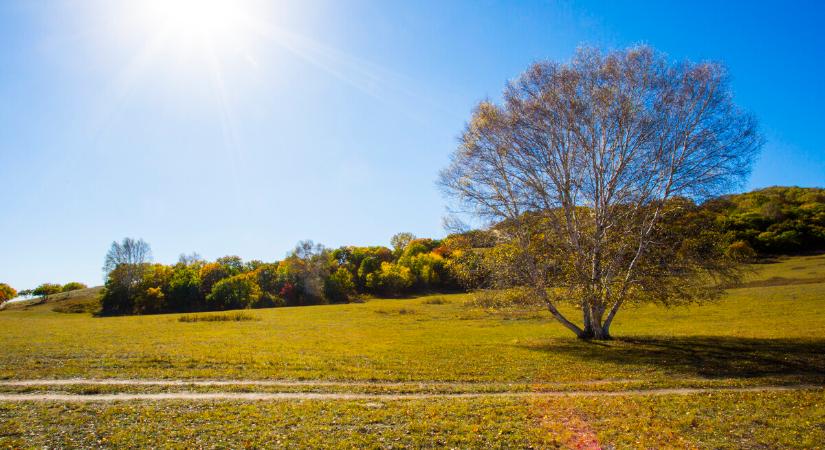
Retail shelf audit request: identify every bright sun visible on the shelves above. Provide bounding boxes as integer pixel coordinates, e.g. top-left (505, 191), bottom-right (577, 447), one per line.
top-left (127, 0), bottom-right (257, 56)
top-left (149, 0), bottom-right (242, 40)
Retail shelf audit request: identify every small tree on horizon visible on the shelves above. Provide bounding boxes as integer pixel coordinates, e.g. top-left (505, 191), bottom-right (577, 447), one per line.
top-left (440, 46), bottom-right (763, 339)
top-left (390, 232), bottom-right (417, 255)
top-left (32, 283), bottom-right (62, 299)
top-left (0, 283), bottom-right (16, 305)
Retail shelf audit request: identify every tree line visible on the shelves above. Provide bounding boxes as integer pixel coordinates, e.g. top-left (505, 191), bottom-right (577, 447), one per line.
top-left (1, 185), bottom-right (821, 312)
top-left (98, 235), bottom-right (473, 315)
top-left (95, 185), bottom-right (824, 316)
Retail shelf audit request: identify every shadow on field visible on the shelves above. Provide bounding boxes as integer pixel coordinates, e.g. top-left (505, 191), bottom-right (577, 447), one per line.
top-left (522, 336), bottom-right (825, 382)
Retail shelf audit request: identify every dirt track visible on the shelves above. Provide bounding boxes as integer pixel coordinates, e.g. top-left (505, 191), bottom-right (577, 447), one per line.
top-left (0, 378), bottom-right (632, 388)
top-left (0, 381), bottom-right (817, 402)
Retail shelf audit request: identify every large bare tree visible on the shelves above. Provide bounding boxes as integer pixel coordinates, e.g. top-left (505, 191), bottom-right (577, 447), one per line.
top-left (103, 237), bottom-right (153, 275)
top-left (102, 237), bottom-right (153, 289)
top-left (440, 47), bottom-right (763, 339)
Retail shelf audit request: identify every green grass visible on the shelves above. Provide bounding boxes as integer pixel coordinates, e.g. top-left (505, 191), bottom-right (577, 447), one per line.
top-left (1, 255), bottom-right (823, 383)
top-left (1, 391), bottom-right (822, 448)
top-left (1, 254), bottom-right (824, 447)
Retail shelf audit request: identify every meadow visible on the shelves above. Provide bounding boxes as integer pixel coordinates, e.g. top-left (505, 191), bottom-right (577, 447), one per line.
top-left (1, 254), bottom-right (824, 448)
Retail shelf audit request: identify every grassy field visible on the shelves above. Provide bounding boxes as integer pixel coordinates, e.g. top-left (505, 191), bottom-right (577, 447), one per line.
top-left (1, 254), bottom-right (824, 447)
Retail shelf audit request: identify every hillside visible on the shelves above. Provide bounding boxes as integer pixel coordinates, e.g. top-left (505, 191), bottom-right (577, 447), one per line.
top-left (1, 286), bottom-right (103, 314)
top-left (713, 186), bottom-right (825, 254)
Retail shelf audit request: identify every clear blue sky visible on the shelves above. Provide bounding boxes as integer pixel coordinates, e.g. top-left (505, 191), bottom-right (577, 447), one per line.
top-left (1, 0), bottom-right (823, 290)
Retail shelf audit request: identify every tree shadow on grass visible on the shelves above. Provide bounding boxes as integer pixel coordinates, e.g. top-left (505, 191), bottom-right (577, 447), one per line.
top-left (521, 336), bottom-right (825, 383)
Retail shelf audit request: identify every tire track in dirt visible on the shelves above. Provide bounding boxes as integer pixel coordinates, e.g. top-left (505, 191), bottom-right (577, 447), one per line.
top-left (0, 385), bottom-right (818, 402)
top-left (0, 378), bottom-right (636, 388)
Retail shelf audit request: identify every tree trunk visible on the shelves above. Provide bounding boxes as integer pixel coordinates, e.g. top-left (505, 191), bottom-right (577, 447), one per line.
top-left (579, 302), bottom-right (612, 340)
top-left (591, 322), bottom-right (611, 340)
top-left (581, 304), bottom-right (594, 339)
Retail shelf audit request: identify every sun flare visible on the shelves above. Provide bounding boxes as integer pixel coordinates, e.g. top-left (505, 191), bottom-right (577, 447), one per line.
top-left (128, 0), bottom-right (257, 55)
top-left (149, 0), bottom-right (242, 39)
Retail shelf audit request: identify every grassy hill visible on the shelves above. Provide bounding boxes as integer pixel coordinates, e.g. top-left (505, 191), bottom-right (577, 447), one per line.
top-left (1, 286), bottom-right (102, 313)
top-left (0, 254), bottom-right (823, 447)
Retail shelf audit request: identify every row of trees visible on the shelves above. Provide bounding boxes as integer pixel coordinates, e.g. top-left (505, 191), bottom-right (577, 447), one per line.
top-left (99, 235), bottom-right (474, 315)
top-left (5, 184), bottom-right (816, 313)
top-left (96, 184), bottom-right (821, 317)
top-left (27, 282), bottom-right (88, 297)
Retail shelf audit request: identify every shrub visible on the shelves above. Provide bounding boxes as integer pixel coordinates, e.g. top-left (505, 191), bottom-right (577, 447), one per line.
top-left (206, 273), bottom-right (261, 310)
top-left (178, 312), bottom-right (259, 322)
top-left (61, 282), bottom-right (88, 293)
top-left (168, 263), bottom-right (203, 311)
top-left (374, 307), bottom-right (416, 315)
top-left (0, 283), bottom-right (16, 304)
top-left (325, 267), bottom-right (355, 302)
top-left (402, 238), bottom-right (439, 258)
top-left (278, 281), bottom-right (298, 305)
top-left (725, 240), bottom-right (756, 261)
top-left (250, 263), bottom-right (286, 308)
top-left (365, 262), bottom-right (414, 297)
top-left (399, 252), bottom-right (446, 289)
top-left (198, 262), bottom-right (235, 298)
top-left (32, 283), bottom-right (62, 298)
top-left (444, 249), bottom-right (491, 290)
top-left (133, 286), bottom-right (166, 315)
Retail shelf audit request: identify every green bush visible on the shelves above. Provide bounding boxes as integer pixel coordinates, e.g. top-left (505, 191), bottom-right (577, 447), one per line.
top-left (325, 267), bottom-right (356, 302)
top-left (206, 273), bottom-right (261, 310)
top-left (32, 283), bottom-right (63, 297)
top-left (168, 263), bottom-right (202, 311)
top-left (61, 282), bottom-right (88, 292)
top-left (0, 283), bottom-right (16, 304)
top-left (725, 240), bottom-right (757, 261)
top-left (366, 262), bottom-right (414, 297)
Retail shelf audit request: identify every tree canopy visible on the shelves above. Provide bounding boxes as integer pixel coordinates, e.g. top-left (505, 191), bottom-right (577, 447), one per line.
top-left (92, 184), bottom-right (821, 319)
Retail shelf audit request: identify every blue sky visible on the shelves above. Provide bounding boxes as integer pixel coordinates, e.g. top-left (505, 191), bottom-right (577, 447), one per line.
top-left (1, 0), bottom-right (823, 290)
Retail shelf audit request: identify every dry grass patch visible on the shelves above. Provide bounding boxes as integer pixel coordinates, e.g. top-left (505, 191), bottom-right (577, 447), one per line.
top-left (177, 312), bottom-right (260, 323)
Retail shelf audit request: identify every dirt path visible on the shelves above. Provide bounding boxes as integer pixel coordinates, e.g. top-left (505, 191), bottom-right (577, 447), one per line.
top-left (0, 385), bottom-right (817, 402)
top-left (0, 378), bottom-right (635, 388)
